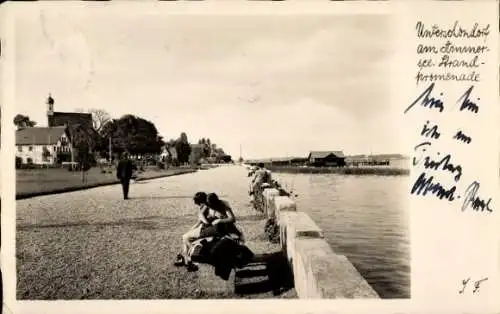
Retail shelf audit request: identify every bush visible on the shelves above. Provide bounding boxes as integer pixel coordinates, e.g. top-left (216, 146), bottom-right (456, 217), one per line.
top-left (264, 218), bottom-right (280, 244)
top-left (157, 162), bottom-right (165, 170)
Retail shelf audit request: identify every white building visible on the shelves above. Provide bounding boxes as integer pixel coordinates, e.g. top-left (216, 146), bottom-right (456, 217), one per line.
top-left (160, 146), bottom-right (178, 162)
top-left (16, 126), bottom-right (72, 165)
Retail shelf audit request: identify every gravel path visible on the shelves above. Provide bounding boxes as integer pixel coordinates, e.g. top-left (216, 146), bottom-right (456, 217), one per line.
top-left (16, 165), bottom-right (294, 299)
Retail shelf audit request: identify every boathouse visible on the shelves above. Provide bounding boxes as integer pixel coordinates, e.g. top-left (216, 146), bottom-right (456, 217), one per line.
top-left (307, 151), bottom-right (345, 167)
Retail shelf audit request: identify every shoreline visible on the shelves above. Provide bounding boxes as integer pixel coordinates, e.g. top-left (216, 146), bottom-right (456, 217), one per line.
top-left (265, 166), bottom-right (409, 176)
top-left (16, 168), bottom-right (197, 200)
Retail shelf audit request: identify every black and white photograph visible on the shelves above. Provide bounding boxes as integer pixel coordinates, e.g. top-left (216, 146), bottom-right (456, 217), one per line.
top-left (11, 4), bottom-right (411, 301)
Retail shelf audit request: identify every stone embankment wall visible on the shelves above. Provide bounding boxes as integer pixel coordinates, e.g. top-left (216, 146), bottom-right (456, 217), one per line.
top-left (261, 182), bottom-right (380, 299)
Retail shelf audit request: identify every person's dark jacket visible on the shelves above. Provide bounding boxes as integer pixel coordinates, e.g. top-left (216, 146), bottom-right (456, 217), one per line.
top-left (209, 238), bottom-right (254, 280)
top-left (116, 159), bottom-right (136, 180)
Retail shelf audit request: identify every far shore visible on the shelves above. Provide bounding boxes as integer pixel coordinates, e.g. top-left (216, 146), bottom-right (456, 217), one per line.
top-left (265, 165), bottom-right (410, 176)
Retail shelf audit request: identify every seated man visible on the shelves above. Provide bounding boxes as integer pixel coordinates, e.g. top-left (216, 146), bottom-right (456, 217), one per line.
top-left (204, 193), bottom-right (243, 241)
top-left (250, 163), bottom-right (272, 210)
top-left (250, 163), bottom-right (271, 193)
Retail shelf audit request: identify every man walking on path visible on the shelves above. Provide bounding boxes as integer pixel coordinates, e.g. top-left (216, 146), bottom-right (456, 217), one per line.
top-left (116, 152), bottom-right (136, 200)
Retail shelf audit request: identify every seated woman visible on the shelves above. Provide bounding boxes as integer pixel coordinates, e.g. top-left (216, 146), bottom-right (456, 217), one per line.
top-left (174, 192), bottom-right (211, 272)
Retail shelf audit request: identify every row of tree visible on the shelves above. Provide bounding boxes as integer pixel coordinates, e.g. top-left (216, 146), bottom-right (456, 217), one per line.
top-left (13, 110), bottom-right (232, 165)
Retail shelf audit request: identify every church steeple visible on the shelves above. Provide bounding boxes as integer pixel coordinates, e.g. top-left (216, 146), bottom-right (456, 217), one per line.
top-left (46, 93), bottom-right (54, 116)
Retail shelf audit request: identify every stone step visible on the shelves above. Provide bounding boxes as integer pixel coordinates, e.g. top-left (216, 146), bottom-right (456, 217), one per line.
top-left (234, 263), bottom-right (270, 295)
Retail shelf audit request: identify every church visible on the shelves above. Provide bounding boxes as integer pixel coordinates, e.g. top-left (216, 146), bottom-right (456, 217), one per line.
top-left (15, 95), bottom-right (94, 165)
top-left (46, 94), bottom-right (93, 129)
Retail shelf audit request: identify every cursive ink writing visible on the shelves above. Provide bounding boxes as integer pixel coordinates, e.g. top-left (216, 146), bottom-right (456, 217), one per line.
top-left (459, 277), bottom-right (488, 294)
top-left (411, 172), bottom-right (457, 201)
top-left (438, 55), bottom-right (480, 68)
top-left (457, 86), bottom-right (479, 113)
top-left (417, 58), bottom-right (435, 69)
top-left (415, 70), bottom-right (480, 85)
top-left (421, 120), bottom-right (441, 139)
top-left (413, 141), bottom-right (431, 166)
top-left (473, 277), bottom-right (488, 293)
top-left (422, 153), bottom-right (463, 182)
top-left (417, 44), bottom-right (438, 54)
top-left (416, 21), bottom-right (491, 39)
top-left (459, 277), bottom-right (470, 294)
top-left (404, 83), bottom-right (444, 114)
top-left (461, 181), bottom-right (493, 213)
top-left (453, 130), bottom-right (472, 144)
top-left (413, 141), bottom-right (463, 182)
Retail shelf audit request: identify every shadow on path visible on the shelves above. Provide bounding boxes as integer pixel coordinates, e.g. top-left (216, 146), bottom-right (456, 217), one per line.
top-left (234, 251), bottom-right (294, 296)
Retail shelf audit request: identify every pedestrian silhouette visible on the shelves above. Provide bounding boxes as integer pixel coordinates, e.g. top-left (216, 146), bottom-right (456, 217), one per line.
top-left (116, 152), bottom-right (136, 200)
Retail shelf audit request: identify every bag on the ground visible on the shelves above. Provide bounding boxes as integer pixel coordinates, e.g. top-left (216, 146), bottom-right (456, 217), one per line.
top-left (188, 235), bottom-right (254, 280)
top-left (189, 238), bottom-right (215, 264)
top-left (210, 237), bottom-right (254, 280)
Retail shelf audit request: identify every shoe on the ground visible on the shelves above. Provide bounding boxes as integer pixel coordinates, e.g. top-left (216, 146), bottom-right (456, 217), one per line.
top-left (174, 254), bottom-right (185, 267)
top-left (186, 261), bottom-right (199, 272)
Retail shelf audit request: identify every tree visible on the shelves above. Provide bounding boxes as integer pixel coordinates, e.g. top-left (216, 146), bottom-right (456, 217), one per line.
top-left (197, 138), bottom-right (212, 158)
top-left (13, 114), bottom-right (36, 129)
top-left (206, 138), bottom-right (212, 156)
top-left (221, 155), bottom-right (233, 163)
top-left (100, 115), bottom-right (164, 158)
top-left (100, 118), bottom-right (117, 138)
top-left (67, 123), bottom-right (98, 182)
top-left (210, 143), bottom-right (217, 157)
top-left (189, 144), bottom-right (204, 167)
top-left (212, 147), bottom-right (226, 163)
top-left (89, 109), bottom-right (111, 133)
top-left (164, 139), bottom-right (178, 166)
top-left (175, 132), bottom-right (191, 165)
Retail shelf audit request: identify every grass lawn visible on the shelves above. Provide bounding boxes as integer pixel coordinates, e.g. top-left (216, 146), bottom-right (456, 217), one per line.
top-left (16, 167), bottom-right (196, 198)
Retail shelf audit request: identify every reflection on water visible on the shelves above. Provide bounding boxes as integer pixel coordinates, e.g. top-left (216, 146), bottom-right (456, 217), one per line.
top-left (274, 172), bottom-right (410, 299)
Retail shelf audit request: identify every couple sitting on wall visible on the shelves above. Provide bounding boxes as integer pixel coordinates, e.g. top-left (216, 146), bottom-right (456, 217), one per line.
top-left (174, 192), bottom-right (252, 279)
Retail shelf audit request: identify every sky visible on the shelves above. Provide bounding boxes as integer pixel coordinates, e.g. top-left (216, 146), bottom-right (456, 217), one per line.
top-left (14, 7), bottom-right (402, 159)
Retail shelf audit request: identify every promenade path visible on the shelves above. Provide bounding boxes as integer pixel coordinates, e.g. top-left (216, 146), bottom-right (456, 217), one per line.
top-left (16, 165), bottom-right (296, 299)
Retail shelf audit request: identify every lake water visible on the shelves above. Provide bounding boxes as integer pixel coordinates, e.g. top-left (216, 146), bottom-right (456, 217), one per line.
top-left (272, 172), bottom-right (410, 299)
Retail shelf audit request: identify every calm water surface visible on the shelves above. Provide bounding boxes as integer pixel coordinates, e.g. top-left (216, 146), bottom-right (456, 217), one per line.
top-left (272, 172), bottom-right (410, 299)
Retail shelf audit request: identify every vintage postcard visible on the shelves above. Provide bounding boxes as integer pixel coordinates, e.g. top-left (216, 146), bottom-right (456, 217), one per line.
top-left (0, 1), bottom-right (498, 314)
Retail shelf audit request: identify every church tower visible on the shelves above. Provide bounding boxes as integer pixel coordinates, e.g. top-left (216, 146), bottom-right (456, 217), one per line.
top-left (46, 93), bottom-right (54, 115)
top-left (46, 93), bottom-right (54, 126)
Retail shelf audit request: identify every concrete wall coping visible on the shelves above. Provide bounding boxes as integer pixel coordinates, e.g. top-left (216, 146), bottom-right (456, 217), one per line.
top-left (280, 211), bottom-right (323, 239)
top-left (295, 238), bottom-right (379, 298)
top-left (273, 196), bottom-right (297, 211)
